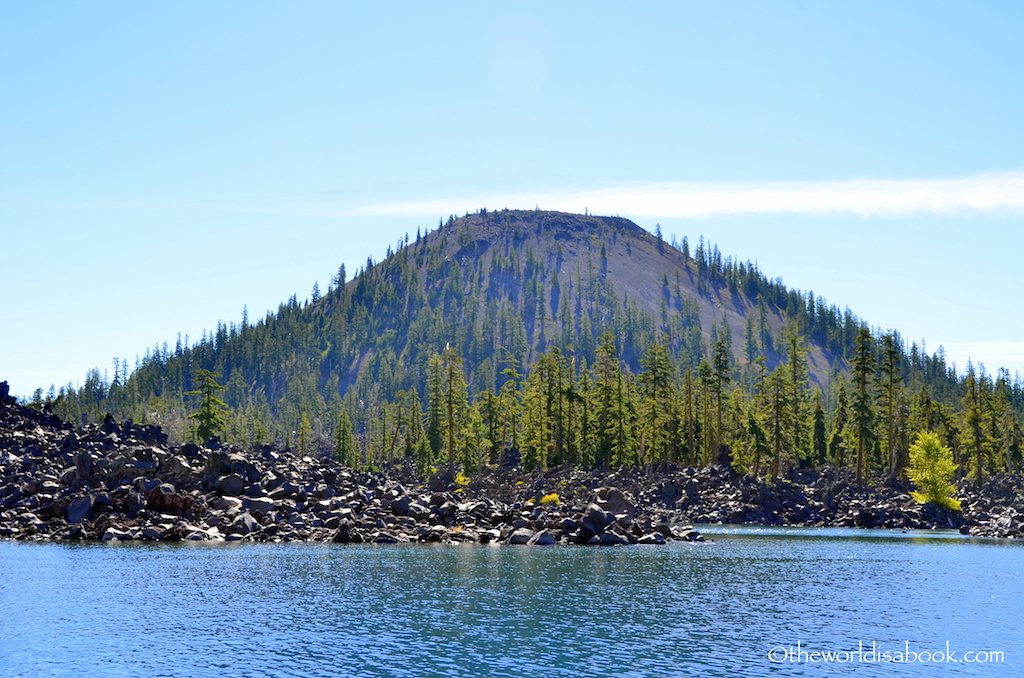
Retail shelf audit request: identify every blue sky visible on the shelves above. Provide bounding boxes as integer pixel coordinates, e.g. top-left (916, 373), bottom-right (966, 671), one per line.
top-left (2, 1), bottom-right (1023, 397)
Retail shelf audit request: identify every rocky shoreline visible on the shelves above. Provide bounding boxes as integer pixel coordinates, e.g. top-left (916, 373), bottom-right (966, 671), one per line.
top-left (2, 382), bottom-right (1022, 545)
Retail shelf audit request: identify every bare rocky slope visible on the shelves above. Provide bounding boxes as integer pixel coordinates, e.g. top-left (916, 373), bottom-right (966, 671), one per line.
top-left (3, 380), bottom-right (1022, 543)
top-left (416, 210), bottom-right (839, 386)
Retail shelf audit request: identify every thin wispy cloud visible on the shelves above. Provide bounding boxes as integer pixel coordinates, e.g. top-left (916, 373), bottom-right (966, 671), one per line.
top-left (350, 171), bottom-right (1024, 219)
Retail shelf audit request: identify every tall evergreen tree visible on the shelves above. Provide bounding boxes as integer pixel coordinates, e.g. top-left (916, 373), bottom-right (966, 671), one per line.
top-left (711, 335), bottom-right (732, 456)
top-left (961, 364), bottom-right (988, 490)
top-left (440, 344), bottom-right (469, 475)
top-left (783, 328), bottom-right (810, 463)
top-left (298, 412), bottom-right (313, 456)
top-left (334, 409), bottom-right (358, 466)
top-left (186, 369), bottom-right (229, 443)
top-left (639, 339), bottom-right (677, 468)
top-left (811, 392), bottom-right (827, 466)
top-left (765, 366), bottom-right (789, 480)
top-left (593, 331), bottom-right (620, 468)
top-left (426, 353), bottom-right (445, 466)
top-left (851, 328), bottom-right (876, 486)
top-left (829, 378), bottom-right (849, 482)
top-left (880, 332), bottom-right (904, 481)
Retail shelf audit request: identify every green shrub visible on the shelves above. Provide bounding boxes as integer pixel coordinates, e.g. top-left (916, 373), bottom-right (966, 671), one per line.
top-left (908, 431), bottom-right (962, 512)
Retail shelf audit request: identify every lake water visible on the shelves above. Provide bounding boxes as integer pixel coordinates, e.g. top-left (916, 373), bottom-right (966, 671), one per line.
top-left (1, 528), bottom-right (1021, 677)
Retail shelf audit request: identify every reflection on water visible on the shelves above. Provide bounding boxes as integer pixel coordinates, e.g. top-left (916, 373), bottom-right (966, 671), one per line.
top-left (1, 528), bottom-right (1021, 677)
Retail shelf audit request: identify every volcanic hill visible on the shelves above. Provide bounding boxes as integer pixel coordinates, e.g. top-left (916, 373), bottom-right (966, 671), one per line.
top-left (61, 209), bottom-right (861, 437)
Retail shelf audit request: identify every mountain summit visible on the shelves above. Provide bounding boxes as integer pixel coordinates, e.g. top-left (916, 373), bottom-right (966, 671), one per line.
top-left (394, 209), bottom-right (843, 382)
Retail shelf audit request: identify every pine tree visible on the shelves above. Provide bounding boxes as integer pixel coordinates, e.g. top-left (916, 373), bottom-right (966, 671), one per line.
top-left (743, 316), bottom-right (759, 366)
top-left (880, 332), bottom-right (903, 480)
top-left (522, 350), bottom-right (554, 470)
top-left (682, 363), bottom-right (698, 466)
top-left (993, 370), bottom-right (1017, 473)
top-left (639, 339), bottom-right (677, 468)
top-left (186, 369), bottom-right (229, 443)
top-left (712, 335), bottom-right (732, 455)
top-left (593, 331), bottom-right (619, 468)
top-left (757, 296), bottom-right (773, 354)
top-left (498, 351), bottom-right (523, 461)
top-left (783, 329), bottom-right (809, 464)
top-left (426, 353), bottom-right (444, 466)
top-left (697, 358), bottom-right (715, 465)
top-left (851, 328), bottom-right (876, 486)
top-left (765, 366), bottom-right (789, 480)
top-left (462, 403), bottom-right (489, 473)
top-left (479, 388), bottom-right (501, 466)
top-left (441, 344), bottom-right (469, 474)
top-left (298, 412), bottom-right (313, 456)
top-left (830, 378), bottom-right (849, 482)
top-left (334, 410), bottom-right (358, 466)
top-left (611, 368), bottom-right (638, 467)
top-left (747, 409), bottom-right (769, 478)
top-left (811, 393), bottom-right (827, 466)
top-left (961, 364), bottom-right (988, 490)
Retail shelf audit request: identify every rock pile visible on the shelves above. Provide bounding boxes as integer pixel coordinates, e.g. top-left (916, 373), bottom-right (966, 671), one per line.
top-left (0, 382), bottom-right (696, 545)
top-left (539, 463), bottom-right (1024, 538)
top-left (3, 379), bottom-right (1023, 542)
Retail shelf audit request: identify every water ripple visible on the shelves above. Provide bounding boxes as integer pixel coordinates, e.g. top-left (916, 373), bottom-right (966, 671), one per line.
top-left (1, 530), bottom-right (1022, 677)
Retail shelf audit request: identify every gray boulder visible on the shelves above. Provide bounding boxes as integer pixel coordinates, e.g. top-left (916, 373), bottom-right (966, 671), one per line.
top-left (73, 451), bottom-right (94, 484)
top-left (163, 455), bottom-right (193, 479)
top-left (213, 496), bottom-right (243, 514)
top-left (527, 529), bottom-right (556, 545)
top-left (390, 495), bottom-right (410, 516)
top-left (124, 490), bottom-right (145, 518)
top-left (147, 483), bottom-right (192, 515)
top-left (67, 495), bottom-right (94, 524)
top-left (243, 496), bottom-right (276, 515)
top-left (268, 482), bottom-right (300, 500)
top-left (229, 512), bottom-right (259, 535)
top-left (216, 474), bottom-right (245, 496)
top-left (407, 502), bottom-right (431, 520)
top-left (142, 524), bottom-right (174, 540)
top-left (594, 486), bottom-right (634, 520)
top-left (600, 531), bottom-right (629, 546)
top-left (582, 503), bottom-right (613, 534)
top-left (436, 500), bottom-right (457, 518)
top-left (509, 527), bottom-right (535, 544)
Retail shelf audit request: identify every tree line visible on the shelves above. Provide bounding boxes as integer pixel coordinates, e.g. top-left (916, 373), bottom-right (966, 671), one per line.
top-left (325, 327), bottom-right (1022, 489)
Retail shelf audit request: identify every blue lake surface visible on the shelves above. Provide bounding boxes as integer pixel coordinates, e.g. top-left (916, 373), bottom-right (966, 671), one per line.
top-left (1, 527), bottom-right (1021, 677)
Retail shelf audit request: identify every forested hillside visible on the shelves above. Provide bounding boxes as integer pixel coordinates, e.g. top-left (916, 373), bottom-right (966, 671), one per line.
top-left (38, 209), bottom-right (1024, 485)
